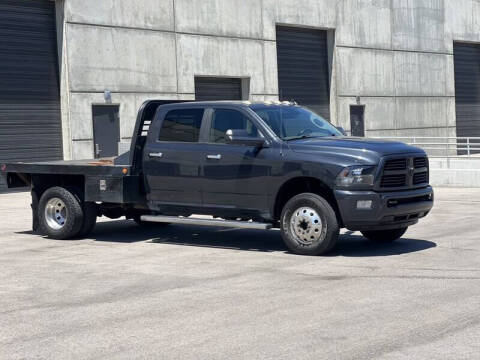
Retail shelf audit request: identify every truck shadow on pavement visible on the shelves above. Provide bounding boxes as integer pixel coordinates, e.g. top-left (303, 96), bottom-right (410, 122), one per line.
top-left (85, 220), bottom-right (436, 257)
top-left (326, 232), bottom-right (436, 257)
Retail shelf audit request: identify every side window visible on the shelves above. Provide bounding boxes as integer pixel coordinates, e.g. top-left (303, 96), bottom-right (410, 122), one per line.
top-left (209, 109), bottom-right (258, 143)
top-left (158, 109), bottom-right (204, 142)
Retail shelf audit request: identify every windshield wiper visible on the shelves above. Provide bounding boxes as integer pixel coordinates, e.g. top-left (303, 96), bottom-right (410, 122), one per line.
top-left (284, 135), bottom-right (324, 141)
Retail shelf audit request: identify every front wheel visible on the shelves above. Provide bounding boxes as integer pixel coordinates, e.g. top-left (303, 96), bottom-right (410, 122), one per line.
top-left (280, 193), bottom-right (339, 256)
top-left (361, 227), bottom-right (408, 242)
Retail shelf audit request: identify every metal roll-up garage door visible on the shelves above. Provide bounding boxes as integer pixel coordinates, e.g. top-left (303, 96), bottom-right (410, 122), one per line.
top-left (0, 0), bottom-right (62, 191)
top-left (453, 42), bottom-right (480, 154)
top-left (276, 26), bottom-right (330, 120)
top-left (195, 77), bottom-right (242, 101)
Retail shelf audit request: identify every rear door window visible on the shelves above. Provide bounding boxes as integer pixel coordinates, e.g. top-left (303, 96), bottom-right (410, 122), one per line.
top-left (158, 109), bottom-right (204, 142)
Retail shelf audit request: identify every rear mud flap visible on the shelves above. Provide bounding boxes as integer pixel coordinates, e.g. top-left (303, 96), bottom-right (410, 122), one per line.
top-left (31, 190), bottom-right (39, 232)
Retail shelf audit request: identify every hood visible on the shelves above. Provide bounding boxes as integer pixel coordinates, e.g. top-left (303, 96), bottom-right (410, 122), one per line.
top-left (287, 136), bottom-right (424, 164)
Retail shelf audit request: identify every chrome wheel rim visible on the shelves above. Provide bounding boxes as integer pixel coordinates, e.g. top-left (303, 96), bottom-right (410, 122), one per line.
top-left (45, 198), bottom-right (67, 230)
top-left (290, 207), bottom-right (323, 245)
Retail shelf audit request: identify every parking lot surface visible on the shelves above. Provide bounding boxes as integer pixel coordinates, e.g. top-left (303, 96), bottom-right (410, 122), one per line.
top-left (0, 188), bottom-right (479, 359)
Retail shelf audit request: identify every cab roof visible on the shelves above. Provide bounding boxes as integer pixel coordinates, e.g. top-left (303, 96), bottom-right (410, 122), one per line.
top-left (157, 100), bottom-right (298, 108)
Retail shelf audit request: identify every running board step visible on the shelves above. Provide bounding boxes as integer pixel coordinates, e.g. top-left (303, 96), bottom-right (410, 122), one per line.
top-left (140, 215), bottom-right (272, 230)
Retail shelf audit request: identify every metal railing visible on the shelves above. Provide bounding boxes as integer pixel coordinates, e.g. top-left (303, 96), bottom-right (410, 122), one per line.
top-left (369, 137), bottom-right (480, 158)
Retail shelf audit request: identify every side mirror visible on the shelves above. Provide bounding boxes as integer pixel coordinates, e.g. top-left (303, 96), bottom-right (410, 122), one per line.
top-left (225, 129), bottom-right (266, 148)
top-left (336, 126), bottom-right (347, 136)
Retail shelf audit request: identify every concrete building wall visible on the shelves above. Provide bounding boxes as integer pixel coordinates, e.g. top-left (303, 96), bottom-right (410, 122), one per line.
top-left (334, 0), bottom-right (456, 140)
top-left (56, 0), bottom-right (480, 159)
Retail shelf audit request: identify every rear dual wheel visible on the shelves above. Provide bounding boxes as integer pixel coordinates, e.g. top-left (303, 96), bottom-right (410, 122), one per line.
top-left (38, 186), bottom-right (97, 239)
top-left (79, 201), bottom-right (98, 237)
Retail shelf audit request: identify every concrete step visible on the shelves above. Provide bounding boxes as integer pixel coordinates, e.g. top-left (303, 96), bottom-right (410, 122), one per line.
top-left (430, 168), bottom-right (480, 188)
top-left (428, 157), bottom-right (480, 187)
top-left (429, 158), bottom-right (480, 170)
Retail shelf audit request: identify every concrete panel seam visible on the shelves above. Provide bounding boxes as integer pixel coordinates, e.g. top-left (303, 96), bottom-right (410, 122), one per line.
top-left (336, 44), bottom-right (453, 56)
top-left (64, 19), bottom-right (73, 160)
top-left (173, 0), bottom-right (179, 94)
top-left (66, 21), bottom-right (277, 43)
top-left (338, 95), bottom-right (455, 98)
top-left (69, 90), bottom-right (195, 95)
top-left (390, 0), bottom-right (396, 134)
top-left (260, 0), bottom-right (267, 97)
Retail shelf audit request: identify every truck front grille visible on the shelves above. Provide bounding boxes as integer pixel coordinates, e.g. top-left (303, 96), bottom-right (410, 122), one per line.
top-left (384, 159), bottom-right (407, 171)
top-left (413, 157), bottom-right (427, 168)
top-left (413, 172), bottom-right (428, 185)
top-left (380, 156), bottom-right (429, 190)
top-left (381, 174), bottom-right (407, 188)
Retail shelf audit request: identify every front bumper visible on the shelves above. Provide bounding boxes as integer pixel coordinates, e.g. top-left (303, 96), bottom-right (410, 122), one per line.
top-left (334, 186), bottom-right (434, 231)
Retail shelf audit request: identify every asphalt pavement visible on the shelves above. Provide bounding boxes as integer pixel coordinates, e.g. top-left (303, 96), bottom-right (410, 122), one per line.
top-left (0, 188), bottom-right (479, 359)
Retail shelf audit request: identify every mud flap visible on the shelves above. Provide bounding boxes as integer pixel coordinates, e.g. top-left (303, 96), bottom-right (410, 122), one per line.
top-left (31, 189), bottom-right (39, 232)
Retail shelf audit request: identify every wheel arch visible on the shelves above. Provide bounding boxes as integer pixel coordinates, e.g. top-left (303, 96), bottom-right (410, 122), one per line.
top-left (31, 174), bottom-right (85, 200)
top-left (272, 176), bottom-right (343, 227)
top-left (30, 175), bottom-right (85, 232)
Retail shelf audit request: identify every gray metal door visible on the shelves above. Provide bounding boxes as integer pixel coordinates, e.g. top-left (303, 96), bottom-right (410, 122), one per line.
top-left (350, 105), bottom-right (365, 137)
top-left (0, 0), bottom-right (62, 191)
top-left (453, 42), bottom-right (480, 154)
top-left (195, 77), bottom-right (242, 101)
top-left (92, 105), bottom-right (120, 158)
top-left (276, 26), bottom-right (330, 120)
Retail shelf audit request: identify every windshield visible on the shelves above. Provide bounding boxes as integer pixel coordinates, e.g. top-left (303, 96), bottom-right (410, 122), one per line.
top-left (251, 105), bottom-right (342, 140)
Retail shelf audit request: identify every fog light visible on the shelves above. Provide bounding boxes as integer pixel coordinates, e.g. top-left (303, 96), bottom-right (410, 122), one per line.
top-left (357, 200), bottom-right (373, 210)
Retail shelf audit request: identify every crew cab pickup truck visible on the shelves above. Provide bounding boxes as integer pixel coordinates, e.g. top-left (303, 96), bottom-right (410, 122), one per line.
top-left (1, 100), bottom-right (434, 255)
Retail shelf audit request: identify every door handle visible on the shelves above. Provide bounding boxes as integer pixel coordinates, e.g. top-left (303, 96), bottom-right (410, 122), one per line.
top-left (148, 152), bottom-right (163, 158)
top-left (206, 154), bottom-right (222, 160)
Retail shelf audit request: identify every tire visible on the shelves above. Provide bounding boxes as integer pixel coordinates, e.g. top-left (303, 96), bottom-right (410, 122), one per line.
top-left (77, 202), bottom-right (97, 237)
top-left (361, 227), bottom-right (408, 242)
top-left (280, 193), bottom-right (339, 256)
top-left (38, 186), bottom-right (84, 239)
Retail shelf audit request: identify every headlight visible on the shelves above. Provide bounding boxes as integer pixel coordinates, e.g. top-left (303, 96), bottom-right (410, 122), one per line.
top-left (335, 166), bottom-right (376, 188)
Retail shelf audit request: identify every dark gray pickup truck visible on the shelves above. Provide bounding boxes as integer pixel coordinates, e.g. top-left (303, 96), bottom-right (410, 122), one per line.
top-left (1, 100), bottom-right (434, 255)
